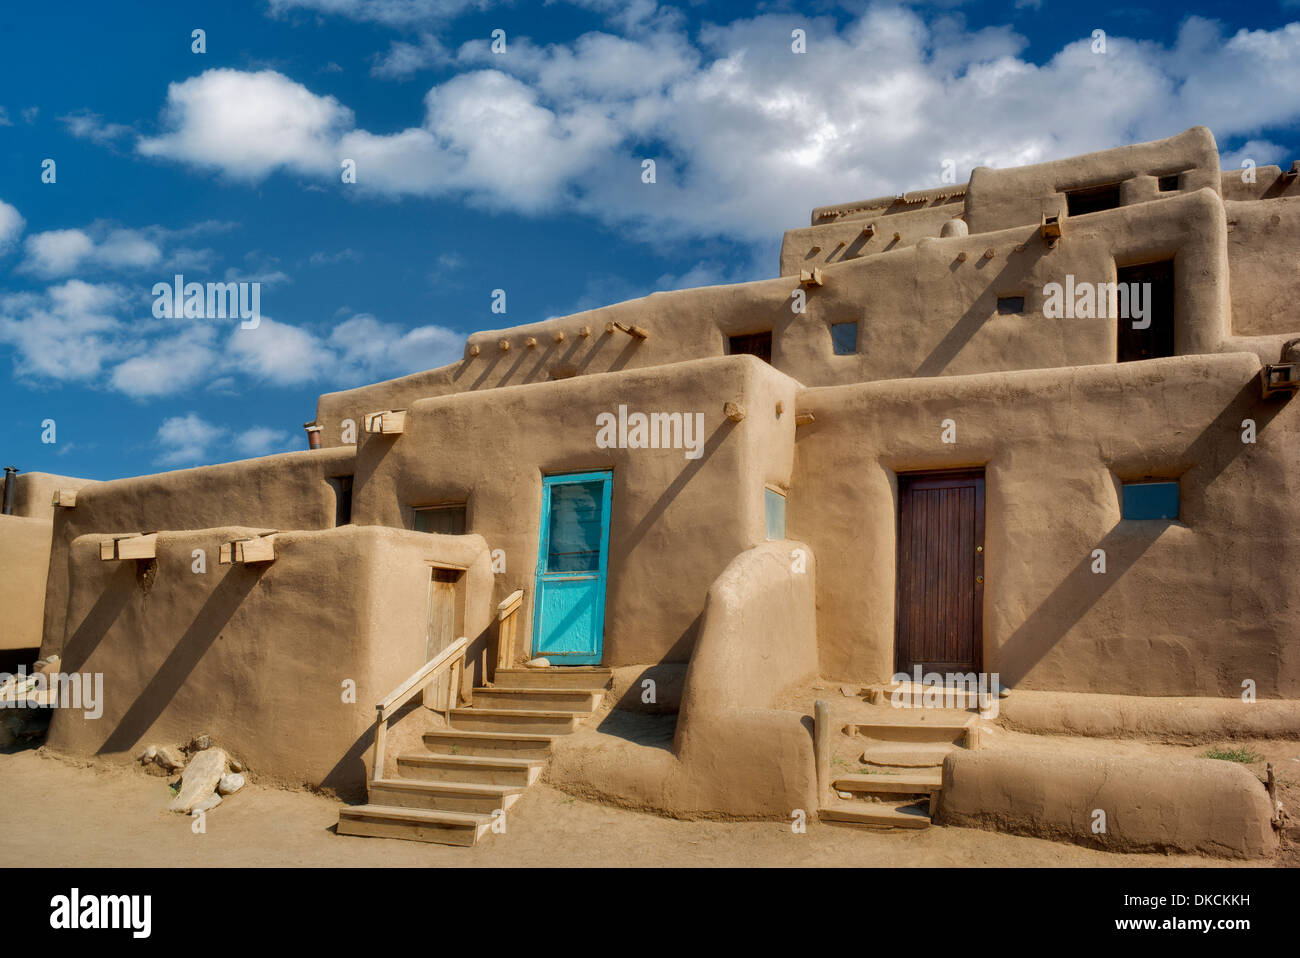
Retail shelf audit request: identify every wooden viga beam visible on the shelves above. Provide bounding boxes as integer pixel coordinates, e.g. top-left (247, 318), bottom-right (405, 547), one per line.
top-left (364, 409), bottom-right (407, 436)
top-left (115, 533), bottom-right (158, 560)
top-left (605, 321), bottom-right (649, 340)
top-left (233, 535), bottom-right (277, 564)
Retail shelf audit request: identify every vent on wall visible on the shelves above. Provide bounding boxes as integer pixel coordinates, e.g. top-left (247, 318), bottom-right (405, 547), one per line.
top-left (1065, 183), bottom-right (1122, 216)
top-left (729, 331), bottom-right (773, 364)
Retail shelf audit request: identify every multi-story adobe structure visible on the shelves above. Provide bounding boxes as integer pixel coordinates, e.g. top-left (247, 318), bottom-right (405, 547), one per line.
top-left (2, 126), bottom-right (1296, 852)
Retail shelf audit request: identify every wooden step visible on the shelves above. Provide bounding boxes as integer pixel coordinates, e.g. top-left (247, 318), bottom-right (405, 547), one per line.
top-left (397, 752), bottom-right (543, 787)
top-left (859, 743), bottom-right (954, 768)
top-left (493, 667), bottom-right (612, 691)
top-left (848, 717), bottom-right (976, 746)
top-left (450, 707), bottom-right (583, 735)
top-left (368, 777), bottom-right (523, 814)
top-left (471, 687), bottom-right (603, 712)
top-left (834, 770), bottom-right (941, 796)
top-left (422, 729), bottom-right (554, 758)
top-left (337, 804), bottom-right (493, 846)
top-left (820, 800), bottom-right (932, 829)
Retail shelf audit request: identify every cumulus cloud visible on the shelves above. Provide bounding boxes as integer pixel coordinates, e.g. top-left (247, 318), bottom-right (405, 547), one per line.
top-left (267, 0), bottom-right (494, 28)
top-left (134, 10), bottom-right (1300, 243)
top-left (59, 109), bottom-right (134, 144)
top-left (0, 280), bottom-right (128, 381)
top-left (0, 199), bottom-right (25, 254)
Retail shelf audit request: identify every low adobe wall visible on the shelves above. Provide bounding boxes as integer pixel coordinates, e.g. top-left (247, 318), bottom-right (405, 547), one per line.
top-left (44, 525), bottom-right (492, 797)
top-left (791, 351), bottom-right (1300, 696)
top-left (352, 355), bottom-right (797, 667)
top-left (0, 471), bottom-right (98, 520)
top-left (548, 540), bottom-right (819, 819)
top-left (1226, 196), bottom-right (1300, 337)
top-left (39, 447), bottom-right (355, 659)
top-left (0, 515), bottom-right (53, 650)
top-left (938, 749), bottom-right (1278, 859)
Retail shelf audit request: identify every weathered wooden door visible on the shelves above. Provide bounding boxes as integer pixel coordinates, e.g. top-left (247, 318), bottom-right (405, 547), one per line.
top-left (532, 471), bottom-right (612, 665)
top-left (895, 470), bottom-right (984, 674)
top-left (424, 568), bottom-right (458, 710)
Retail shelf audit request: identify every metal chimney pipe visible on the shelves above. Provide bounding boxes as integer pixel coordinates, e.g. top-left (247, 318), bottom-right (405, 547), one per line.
top-left (303, 422), bottom-right (323, 450)
top-left (2, 467), bottom-right (18, 516)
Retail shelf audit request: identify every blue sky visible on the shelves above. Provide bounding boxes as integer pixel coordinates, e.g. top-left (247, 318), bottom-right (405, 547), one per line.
top-left (1, 0), bottom-right (1298, 480)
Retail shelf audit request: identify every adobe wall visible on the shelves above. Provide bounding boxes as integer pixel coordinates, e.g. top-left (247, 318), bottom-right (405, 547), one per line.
top-left (44, 525), bottom-right (492, 796)
top-left (790, 351), bottom-right (1300, 696)
top-left (965, 126), bottom-right (1221, 234)
top-left (0, 471), bottom-right (98, 520)
top-left (0, 515), bottom-right (53, 650)
top-left (39, 447), bottom-right (355, 659)
top-left (1220, 165), bottom-right (1300, 202)
top-left (351, 355), bottom-right (798, 667)
top-left (779, 197), bottom-right (965, 276)
top-left (1225, 197), bottom-right (1300, 337)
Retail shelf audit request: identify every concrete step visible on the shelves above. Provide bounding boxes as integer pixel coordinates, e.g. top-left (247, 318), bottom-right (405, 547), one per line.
top-left (450, 707), bottom-right (583, 735)
top-left (337, 804), bottom-right (493, 846)
top-left (820, 800), bottom-right (932, 829)
top-left (397, 752), bottom-right (543, 787)
top-left (859, 742), bottom-right (954, 768)
top-left (834, 770), bottom-right (942, 796)
top-left (368, 777), bottom-right (523, 814)
top-left (471, 687), bottom-right (604, 712)
top-left (875, 683), bottom-right (991, 711)
top-left (848, 716), bottom-right (976, 746)
top-left (422, 729), bottom-right (555, 758)
top-left (493, 667), bottom-right (612, 691)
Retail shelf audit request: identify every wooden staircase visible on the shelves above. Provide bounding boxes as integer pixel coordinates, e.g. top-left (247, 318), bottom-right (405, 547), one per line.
top-left (817, 708), bottom-right (980, 830)
top-left (337, 666), bottom-right (611, 846)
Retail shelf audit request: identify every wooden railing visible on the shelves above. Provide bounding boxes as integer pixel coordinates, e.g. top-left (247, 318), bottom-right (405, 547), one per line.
top-left (370, 636), bottom-right (468, 785)
top-left (495, 589), bottom-right (525, 671)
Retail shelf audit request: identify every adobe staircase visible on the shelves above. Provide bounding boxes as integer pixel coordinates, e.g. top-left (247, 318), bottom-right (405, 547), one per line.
top-left (337, 666), bottom-right (611, 846)
top-left (818, 682), bottom-right (984, 830)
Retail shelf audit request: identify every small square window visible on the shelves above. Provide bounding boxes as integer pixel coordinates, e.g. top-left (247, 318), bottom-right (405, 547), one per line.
top-left (997, 296), bottom-right (1025, 315)
top-left (1121, 481), bottom-right (1179, 520)
top-left (830, 322), bottom-right (858, 355)
top-left (1157, 175), bottom-right (1180, 192)
top-left (413, 503), bottom-right (467, 535)
top-left (729, 331), bottom-right (772, 364)
top-left (764, 487), bottom-right (786, 540)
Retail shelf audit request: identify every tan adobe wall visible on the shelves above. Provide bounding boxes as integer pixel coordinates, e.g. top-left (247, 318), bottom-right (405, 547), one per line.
top-left (549, 539), bottom-right (819, 818)
top-left (0, 515), bottom-right (53, 650)
top-left (790, 350), bottom-right (1300, 696)
top-left (1225, 197), bottom-right (1300, 337)
top-left (0, 472), bottom-right (98, 520)
top-left (965, 127), bottom-right (1221, 235)
top-left (352, 355), bottom-right (798, 667)
top-left (39, 447), bottom-right (356, 659)
top-left (44, 525), bottom-right (492, 797)
top-left (1220, 165), bottom-right (1300, 202)
top-left (779, 197), bottom-right (965, 276)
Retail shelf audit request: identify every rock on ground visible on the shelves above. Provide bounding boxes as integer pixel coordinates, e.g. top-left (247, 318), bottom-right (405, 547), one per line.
top-left (217, 773), bottom-right (245, 796)
top-left (169, 748), bottom-right (229, 813)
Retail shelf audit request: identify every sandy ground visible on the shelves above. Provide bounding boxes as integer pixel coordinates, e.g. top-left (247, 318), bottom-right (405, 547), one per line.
top-left (0, 746), bottom-right (1283, 867)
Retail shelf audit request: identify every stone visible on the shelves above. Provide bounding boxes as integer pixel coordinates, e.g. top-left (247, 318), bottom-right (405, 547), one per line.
top-left (169, 747), bottom-right (229, 813)
top-left (190, 793), bottom-right (222, 815)
top-left (524, 657), bottom-right (551, 669)
top-left (34, 656), bottom-right (60, 675)
top-left (188, 733), bottom-right (211, 752)
top-left (229, 757), bottom-right (246, 773)
top-left (998, 685), bottom-right (1011, 699)
top-left (837, 790), bottom-right (853, 799)
top-left (840, 685), bottom-right (856, 697)
top-left (138, 745), bottom-right (158, 763)
top-left (217, 773), bottom-right (245, 796)
top-left (155, 745), bottom-right (185, 771)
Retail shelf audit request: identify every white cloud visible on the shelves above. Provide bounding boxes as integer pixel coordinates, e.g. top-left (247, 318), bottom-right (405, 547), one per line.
top-left (227, 316), bottom-right (335, 385)
top-left (20, 226), bottom-right (162, 277)
top-left (234, 426), bottom-right (294, 456)
top-left (134, 11), bottom-right (1300, 243)
top-left (267, 0), bottom-right (494, 28)
top-left (0, 199), bottom-right (25, 254)
top-left (329, 313), bottom-right (464, 378)
top-left (60, 109), bottom-right (133, 144)
top-left (155, 415), bottom-right (299, 467)
top-left (0, 280), bottom-right (128, 381)
top-left (109, 326), bottom-right (220, 398)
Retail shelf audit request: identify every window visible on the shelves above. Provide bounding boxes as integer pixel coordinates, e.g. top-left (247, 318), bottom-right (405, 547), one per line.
top-left (1065, 183), bottom-right (1122, 216)
top-left (996, 296), bottom-right (1025, 315)
top-left (729, 331), bottom-right (772, 364)
top-left (1157, 174), bottom-right (1180, 192)
top-left (1116, 259), bottom-right (1175, 362)
top-left (328, 476), bottom-right (353, 526)
top-left (830, 322), bottom-right (858, 355)
top-left (765, 487), bottom-right (786, 540)
top-left (1122, 480), bottom-right (1179, 520)
top-left (413, 503), bottom-right (467, 535)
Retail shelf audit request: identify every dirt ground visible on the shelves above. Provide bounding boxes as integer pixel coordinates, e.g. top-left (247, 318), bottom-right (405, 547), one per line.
top-left (0, 746), bottom-right (1287, 867)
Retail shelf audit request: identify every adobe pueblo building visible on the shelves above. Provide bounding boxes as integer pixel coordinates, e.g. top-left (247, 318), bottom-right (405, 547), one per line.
top-left (1, 127), bottom-right (1296, 855)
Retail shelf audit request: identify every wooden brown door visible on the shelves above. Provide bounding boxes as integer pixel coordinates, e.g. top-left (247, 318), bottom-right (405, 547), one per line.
top-left (895, 470), bottom-right (984, 674)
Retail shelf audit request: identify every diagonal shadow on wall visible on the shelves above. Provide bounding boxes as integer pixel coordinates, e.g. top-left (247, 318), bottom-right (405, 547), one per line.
top-left (95, 566), bottom-right (263, 755)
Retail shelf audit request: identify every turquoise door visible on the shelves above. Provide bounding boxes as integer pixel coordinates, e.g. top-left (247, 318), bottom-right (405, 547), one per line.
top-left (532, 471), bottom-right (612, 665)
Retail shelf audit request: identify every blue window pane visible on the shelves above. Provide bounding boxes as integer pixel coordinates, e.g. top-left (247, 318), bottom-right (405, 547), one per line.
top-left (831, 322), bottom-right (858, 355)
top-left (547, 480), bottom-right (605, 572)
top-left (765, 488), bottom-right (786, 539)
top-left (1122, 481), bottom-right (1179, 520)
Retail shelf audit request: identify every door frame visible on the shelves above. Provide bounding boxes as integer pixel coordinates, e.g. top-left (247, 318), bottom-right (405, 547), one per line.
top-left (531, 469), bottom-right (613, 665)
top-left (893, 468), bottom-right (986, 676)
